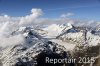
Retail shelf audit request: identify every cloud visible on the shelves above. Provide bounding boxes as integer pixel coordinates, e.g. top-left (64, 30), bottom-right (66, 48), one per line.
top-left (34, 18), bottom-right (100, 28)
top-left (0, 34), bottom-right (25, 48)
top-left (19, 8), bottom-right (43, 26)
top-left (0, 8), bottom-right (43, 35)
top-left (35, 18), bottom-right (76, 26)
top-left (60, 13), bottom-right (74, 18)
top-left (0, 8), bottom-right (99, 35)
top-left (0, 22), bottom-right (9, 35)
top-left (0, 8), bottom-right (43, 48)
top-left (0, 8), bottom-right (99, 30)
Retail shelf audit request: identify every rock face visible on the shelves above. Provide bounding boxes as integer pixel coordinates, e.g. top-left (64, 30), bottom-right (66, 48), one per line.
top-left (0, 27), bottom-right (72, 66)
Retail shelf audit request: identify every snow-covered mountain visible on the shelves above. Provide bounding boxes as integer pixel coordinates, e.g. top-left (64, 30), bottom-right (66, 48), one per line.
top-left (0, 23), bottom-right (100, 66)
top-left (0, 26), bottom-right (71, 66)
top-left (42, 23), bottom-right (100, 46)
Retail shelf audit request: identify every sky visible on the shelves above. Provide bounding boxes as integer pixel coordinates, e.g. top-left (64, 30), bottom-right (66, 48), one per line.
top-left (0, 0), bottom-right (100, 20)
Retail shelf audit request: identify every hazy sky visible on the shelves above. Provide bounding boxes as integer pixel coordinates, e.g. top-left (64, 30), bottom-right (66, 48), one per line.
top-left (0, 0), bottom-right (100, 20)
